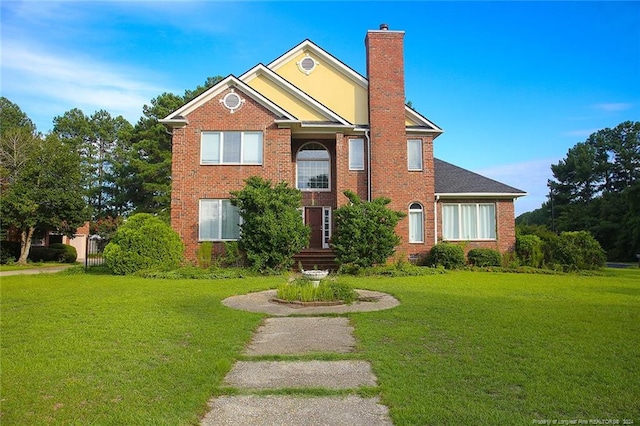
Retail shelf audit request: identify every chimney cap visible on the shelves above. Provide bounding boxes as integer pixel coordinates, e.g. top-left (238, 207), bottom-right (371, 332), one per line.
top-left (379, 23), bottom-right (389, 30)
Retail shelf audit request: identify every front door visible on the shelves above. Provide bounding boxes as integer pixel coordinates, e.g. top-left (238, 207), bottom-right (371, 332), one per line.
top-left (305, 207), bottom-right (324, 249)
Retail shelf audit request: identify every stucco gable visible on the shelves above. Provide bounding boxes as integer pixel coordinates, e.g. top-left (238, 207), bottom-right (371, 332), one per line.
top-left (240, 64), bottom-right (350, 125)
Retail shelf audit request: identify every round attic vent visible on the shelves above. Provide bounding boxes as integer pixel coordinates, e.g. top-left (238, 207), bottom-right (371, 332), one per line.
top-left (297, 54), bottom-right (318, 75)
top-left (220, 91), bottom-right (244, 113)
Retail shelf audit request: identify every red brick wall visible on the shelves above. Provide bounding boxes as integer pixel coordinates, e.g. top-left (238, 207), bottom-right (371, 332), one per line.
top-left (171, 88), bottom-right (292, 261)
top-left (366, 29), bottom-right (435, 259)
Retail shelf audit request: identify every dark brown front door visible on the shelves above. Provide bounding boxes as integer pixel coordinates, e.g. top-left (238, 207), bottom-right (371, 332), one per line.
top-left (305, 207), bottom-right (323, 249)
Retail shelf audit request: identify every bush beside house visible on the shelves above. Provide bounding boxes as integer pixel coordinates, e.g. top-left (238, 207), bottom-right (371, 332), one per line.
top-left (230, 177), bottom-right (309, 274)
top-left (103, 213), bottom-right (184, 275)
top-left (331, 190), bottom-right (405, 268)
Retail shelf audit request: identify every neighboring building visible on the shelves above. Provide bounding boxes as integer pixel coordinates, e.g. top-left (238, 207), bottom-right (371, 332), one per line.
top-left (161, 25), bottom-right (526, 263)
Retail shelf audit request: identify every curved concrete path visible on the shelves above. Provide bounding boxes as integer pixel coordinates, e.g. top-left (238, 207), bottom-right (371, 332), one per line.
top-left (222, 289), bottom-right (399, 316)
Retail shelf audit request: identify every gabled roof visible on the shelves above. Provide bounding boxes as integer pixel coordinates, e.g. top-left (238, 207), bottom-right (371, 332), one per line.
top-left (240, 64), bottom-right (351, 125)
top-left (160, 75), bottom-right (297, 127)
top-left (161, 38), bottom-right (443, 135)
top-left (434, 158), bottom-right (526, 197)
top-left (268, 39), bottom-right (368, 88)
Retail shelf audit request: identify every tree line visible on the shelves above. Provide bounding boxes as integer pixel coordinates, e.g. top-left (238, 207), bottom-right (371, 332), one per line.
top-left (0, 77), bottom-right (222, 264)
top-left (517, 121), bottom-right (640, 262)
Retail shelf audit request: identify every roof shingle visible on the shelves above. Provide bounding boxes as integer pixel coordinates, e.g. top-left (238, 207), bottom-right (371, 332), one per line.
top-left (434, 158), bottom-right (526, 196)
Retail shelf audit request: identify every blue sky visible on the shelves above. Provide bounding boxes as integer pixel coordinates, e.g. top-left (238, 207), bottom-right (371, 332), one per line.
top-left (2, 1), bottom-right (639, 215)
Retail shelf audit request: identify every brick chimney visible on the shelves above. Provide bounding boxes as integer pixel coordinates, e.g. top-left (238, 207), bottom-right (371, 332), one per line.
top-left (365, 23), bottom-right (406, 200)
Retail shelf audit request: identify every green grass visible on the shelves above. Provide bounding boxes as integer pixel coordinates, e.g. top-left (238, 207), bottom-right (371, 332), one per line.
top-left (346, 270), bottom-right (640, 424)
top-left (1, 273), bottom-right (277, 425)
top-left (1, 269), bottom-right (638, 425)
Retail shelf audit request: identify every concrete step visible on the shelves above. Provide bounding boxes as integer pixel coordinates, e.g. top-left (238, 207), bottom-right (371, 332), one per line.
top-left (245, 317), bottom-right (355, 355)
top-left (201, 395), bottom-right (393, 426)
top-left (224, 360), bottom-right (377, 390)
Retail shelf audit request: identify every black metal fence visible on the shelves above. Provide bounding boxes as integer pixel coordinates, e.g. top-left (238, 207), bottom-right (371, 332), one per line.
top-left (85, 235), bottom-right (108, 269)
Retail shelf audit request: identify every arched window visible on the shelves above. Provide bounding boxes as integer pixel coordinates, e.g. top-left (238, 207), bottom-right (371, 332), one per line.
top-left (296, 142), bottom-right (330, 190)
top-left (409, 202), bottom-right (424, 243)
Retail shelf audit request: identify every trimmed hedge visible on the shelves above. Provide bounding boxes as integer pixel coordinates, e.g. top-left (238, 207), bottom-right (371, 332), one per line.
top-left (29, 243), bottom-right (77, 263)
top-left (423, 243), bottom-right (465, 269)
top-left (467, 248), bottom-right (501, 267)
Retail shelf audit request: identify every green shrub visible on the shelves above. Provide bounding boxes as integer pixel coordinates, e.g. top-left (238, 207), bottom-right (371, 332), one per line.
top-left (230, 177), bottom-right (309, 273)
top-left (103, 213), bottom-right (184, 275)
top-left (331, 190), bottom-right (405, 268)
top-left (547, 231), bottom-right (606, 271)
top-left (0, 241), bottom-right (20, 264)
top-left (424, 243), bottom-right (465, 269)
top-left (516, 234), bottom-right (544, 268)
top-left (28, 243), bottom-right (77, 263)
top-left (467, 248), bottom-right (501, 267)
top-left (218, 241), bottom-right (245, 267)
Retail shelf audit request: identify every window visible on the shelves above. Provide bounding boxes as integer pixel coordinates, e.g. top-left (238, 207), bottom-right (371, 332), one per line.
top-left (407, 139), bottom-right (423, 171)
top-left (442, 203), bottom-right (496, 240)
top-left (199, 199), bottom-right (241, 241)
top-left (201, 131), bottom-right (263, 165)
top-left (349, 138), bottom-right (365, 170)
top-left (409, 202), bottom-right (424, 243)
top-left (297, 142), bottom-right (330, 190)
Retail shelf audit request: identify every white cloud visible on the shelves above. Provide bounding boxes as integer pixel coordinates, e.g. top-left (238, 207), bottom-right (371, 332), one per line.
top-left (592, 102), bottom-right (634, 112)
top-left (476, 158), bottom-right (558, 216)
top-left (1, 41), bottom-right (167, 131)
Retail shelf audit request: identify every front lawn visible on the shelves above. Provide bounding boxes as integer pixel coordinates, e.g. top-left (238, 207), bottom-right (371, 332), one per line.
top-left (1, 269), bottom-right (638, 424)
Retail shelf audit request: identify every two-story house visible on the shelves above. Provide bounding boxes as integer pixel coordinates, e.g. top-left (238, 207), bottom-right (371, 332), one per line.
top-left (161, 24), bottom-right (525, 264)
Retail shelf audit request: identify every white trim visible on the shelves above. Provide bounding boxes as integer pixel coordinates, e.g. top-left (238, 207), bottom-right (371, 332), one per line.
top-left (200, 131), bottom-right (263, 165)
top-left (436, 192), bottom-right (527, 198)
top-left (268, 39), bottom-right (369, 88)
top-left (408, 202), bottom-right (424, 244)
top-left (405, 106), bottom-right (444, 135)
top-left (322, 206), bottom-right (332, 249)
top-left (161, 76), bottom-right (296, 124)
top-left (302, 206), bottom-right (332, 249)
top-left (441, 202), bottom-right (497, 241)
top-left (198, 199), bottom-right (241, 241)
top-left (241, 64), bottom-right (351, 125)
top-left (297, 53), bottom-right (318, 75)
top-left (407, 139), bottom-right (423, 171)
top-left (296, 142), bottom-right (331, 192)
top-left (348, 138), bottom-right (365, 170)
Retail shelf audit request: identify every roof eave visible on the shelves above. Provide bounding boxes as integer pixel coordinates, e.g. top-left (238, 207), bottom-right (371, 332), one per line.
top-left (158, 118), bottom-right (188, 128)
top-left (436, 192), bottom-right (528, 199)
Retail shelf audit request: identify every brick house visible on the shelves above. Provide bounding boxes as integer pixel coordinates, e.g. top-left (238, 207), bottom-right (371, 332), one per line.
top-left (161, 25), bottom-right (525, 264)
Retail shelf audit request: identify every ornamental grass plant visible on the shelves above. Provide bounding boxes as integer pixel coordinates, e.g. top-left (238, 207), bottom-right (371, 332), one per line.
top-left (276, 278), bottom-right (358, 304)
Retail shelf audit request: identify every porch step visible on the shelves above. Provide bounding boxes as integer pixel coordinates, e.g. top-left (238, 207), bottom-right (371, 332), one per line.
top-left (293, 249), bottom-right (338, 271)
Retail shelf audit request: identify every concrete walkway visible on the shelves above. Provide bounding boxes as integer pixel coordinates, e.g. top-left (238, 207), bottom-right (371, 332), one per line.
top-left (0, 265), bottom-right (74, 277)
top-left (201, 292), bottom-right (399, 425)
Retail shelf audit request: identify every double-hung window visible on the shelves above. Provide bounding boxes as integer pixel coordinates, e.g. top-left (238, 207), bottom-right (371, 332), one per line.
top-left (442, 203), bottom-right (496, 240)
top-left (201, 131), bottom-right (263, 165)
top-left (199, 199), bottom-right (241, 241)
top-left (349, 138), bottom-right (365, 170)
top-left (407, 139), bottom-right (423, 171)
